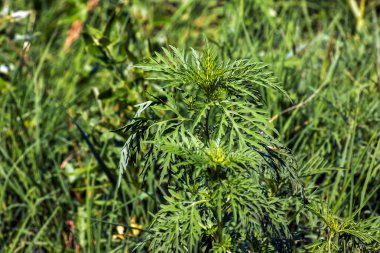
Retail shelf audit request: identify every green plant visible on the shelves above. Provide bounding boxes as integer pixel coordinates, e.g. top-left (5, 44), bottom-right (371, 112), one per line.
top-left (118, 46), bottom-right (303, 252)
top-left (305, 203), bottom-right (380, 253)
top-left (3, 1), bottom-right (380, 252)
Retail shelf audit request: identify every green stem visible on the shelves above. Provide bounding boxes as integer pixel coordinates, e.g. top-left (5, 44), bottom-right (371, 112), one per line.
top-left (205, 109), bottom-right (210, 142)
top-left (217, 187), bottom-right (223, 243)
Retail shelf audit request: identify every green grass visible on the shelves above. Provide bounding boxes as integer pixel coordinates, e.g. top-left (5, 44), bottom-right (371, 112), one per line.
top-left (0, 0), bottom-right (379, 252)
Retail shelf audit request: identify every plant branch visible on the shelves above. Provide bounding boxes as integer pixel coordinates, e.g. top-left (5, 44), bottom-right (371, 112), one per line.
top-left (205, 109), bottom-right (210, 142)
top-left (269, 82), bottom-right (327, 123)
top-left (270, 51), bottom-right (340, 122)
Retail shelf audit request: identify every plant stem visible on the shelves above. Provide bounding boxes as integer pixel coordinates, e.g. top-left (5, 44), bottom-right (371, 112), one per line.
top-left (205, 109), bottom-right (210, 142)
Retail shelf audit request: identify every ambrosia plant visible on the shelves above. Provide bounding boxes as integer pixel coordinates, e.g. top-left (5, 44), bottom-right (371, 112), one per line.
top-left (118, 46), bottom-right (303, 252)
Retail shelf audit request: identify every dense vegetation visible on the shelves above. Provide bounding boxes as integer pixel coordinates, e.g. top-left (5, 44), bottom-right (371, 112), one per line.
top-left (1, 0), bottom-right (379, 252)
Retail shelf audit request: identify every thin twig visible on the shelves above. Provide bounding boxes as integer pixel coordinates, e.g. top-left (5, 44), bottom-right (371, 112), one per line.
top-left (269, 82), bottom-right (327, 123)
top-left (270, 50), bottom-right (340, 122)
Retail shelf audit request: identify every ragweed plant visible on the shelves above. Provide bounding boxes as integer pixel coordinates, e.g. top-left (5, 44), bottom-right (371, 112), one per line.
top-left (118, 46), bottom-right (302, 252)
top-left (305, 203), bottom-right (380, 253)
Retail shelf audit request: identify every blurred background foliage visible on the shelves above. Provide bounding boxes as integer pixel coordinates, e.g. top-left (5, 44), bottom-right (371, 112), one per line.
top-left (0, 0), bottom-right (379, 252)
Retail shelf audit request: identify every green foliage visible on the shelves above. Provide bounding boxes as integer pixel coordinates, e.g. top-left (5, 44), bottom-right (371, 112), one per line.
top-left (1, 0), bottom-right (380, 252)
top-left (118, 46), bottom-right (302, 252)
top-left (305, 203), bottom-right (380, 252)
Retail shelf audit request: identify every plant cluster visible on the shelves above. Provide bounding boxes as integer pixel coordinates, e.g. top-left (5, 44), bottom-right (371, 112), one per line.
top-left (118, 46), bottom-right (298, 252)
top-left (118, 46), bottom-right (380, 252)
top-left (2, 1), bottom-right (380, 252)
